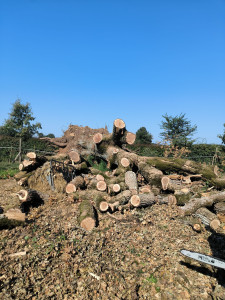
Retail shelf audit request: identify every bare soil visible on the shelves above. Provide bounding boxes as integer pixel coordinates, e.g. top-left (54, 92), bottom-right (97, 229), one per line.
top-left (0, 178), bottom-right (225, 299)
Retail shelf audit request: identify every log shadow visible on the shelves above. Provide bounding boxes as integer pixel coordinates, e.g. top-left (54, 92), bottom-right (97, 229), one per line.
top-left (207, 229), bottom-right (225, 288)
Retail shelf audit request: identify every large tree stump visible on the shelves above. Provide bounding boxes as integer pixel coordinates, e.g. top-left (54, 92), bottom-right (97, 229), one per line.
top-left (77, 200), bottom-right (96, 230)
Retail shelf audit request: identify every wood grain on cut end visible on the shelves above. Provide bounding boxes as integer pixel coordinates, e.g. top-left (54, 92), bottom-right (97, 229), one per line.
top-left (80, 217), bottom-right (96, 231)
top-left (66, 183), bottom-right (77, 194)
top-left (26, 152), bottom-right (36, 160)
top-left (114, 119), bottom-right (125, 129)
top-left (210, 219), bottom-right (221, 230)
top-left (126, 132), bottom-right (136, 145)
top-left (96, 180), bottom-right (107, 191)
top-left (17, 190), bottom-right (28, 202)
top-left (5, 209), bottom-right (26, 222)
top-left (161, 176), bottom-right (170, 190)
top-left (96, 174), bottom-right (105, 181)
top-left (93, 133), bottom-right (103, 144)
top-left (130, 195), bottom-right (140, 207)
top-left (99, 201), bottom-right (109, 212)
top-left (68, 151), bottom-right (81, 163)
top-left (168, 195), bottom-right (177, 205)
top-left (121, 157), bottom-right (130, 168)
top-left (113, 184), bottom-right (121, 193)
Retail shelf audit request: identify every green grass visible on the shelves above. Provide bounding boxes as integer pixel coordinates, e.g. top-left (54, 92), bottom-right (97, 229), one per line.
top-left (0, 161), bottom-right (19, 179)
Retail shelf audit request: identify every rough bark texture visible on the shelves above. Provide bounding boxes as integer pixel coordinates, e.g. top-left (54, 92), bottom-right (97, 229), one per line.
top-left (125, 171), bottom-right (138, 191)
top-left (77, 200), bottom-right (96, 230)
top-left (179, 191), bottom-right (225, 216)
top-left (195, 207), bottom-right (221, 230)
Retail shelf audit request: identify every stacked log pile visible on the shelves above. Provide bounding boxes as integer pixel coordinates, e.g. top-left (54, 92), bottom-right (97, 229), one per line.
top-left (8, 118), bottom-right (225, 232)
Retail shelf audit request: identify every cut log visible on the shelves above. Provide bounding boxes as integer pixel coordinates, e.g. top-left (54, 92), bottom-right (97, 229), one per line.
top-left (195, 207), bottom-right (221, 230)
top-left (125, 171), bottom-right (138, 192)
top-left (96, 180), bottom-right (107, 192)
top-left (94, 195), bottom-right (109, 212)
top-left (214, 202), bottom-right (225, 215)
top-left (112, 119), bottom-right (126, 145)
top-left (26, 152), bottom-right (36, 160)
top-left (68, 150), bottom-right (81, 163)
top-left (93, 133), bottom-right (103, 144)
top-left (77, 200), bottom-right (96, 230)
top-left (18, 177), bottom-right (28, 186)
top-left (161, 176), bottom-right (170, 190)
top-left (156, 194), bottom-right (177, 205)
top-left (130, 193), bottom-right (155, 208)
top-left (19, 160), bottom-right (34, 171)
top-left (120, 158), bottom-right (130, 168)
top-left (139, 186), bottom-right (151, 194)
top-left (138, 162), bottom-right (163, 186)
top-left (4, 208), bottom-right (26, 221)
top-left (161, 176), bottom-right (183, 192)
top-left (16, 189), bottom-right (44, 213)
top-left (174, 188), bottom-right (193, 206)
top-left (96, 174), bottom-right (105, 181)
top-left (108, 183), bottom-right (121, 196)
top-left (125, 132), bottom-right (136, 145)
top-left (66, 176), bottom-right (85, 193)
top-left (179, 191), bottom-right (225, 216)
top-left (109, 190), bottom-right (131, 211)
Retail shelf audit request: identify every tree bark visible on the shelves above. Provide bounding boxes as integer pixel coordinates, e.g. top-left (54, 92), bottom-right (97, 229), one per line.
top-left (125, 171), bottom-right (138, 192)
top-left (17, 189), bottom-right (44, 213)
top-left (77, 200), bottom-right (96, 230)
top-left (179, 191), bottom-right (225, 216)
top-left (66, 176), bottom-right (85, 193)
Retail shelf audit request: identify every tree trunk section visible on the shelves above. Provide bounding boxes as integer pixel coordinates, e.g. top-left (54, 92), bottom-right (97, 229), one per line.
top-left (125, 171), bottom-right (138, 192)
top-left (96, 180), bottom-right (107, 192)
top-left (77, 200), bottom-right (96, 230)
top-left (179, 191), bottom-right (225, 216)
top-left (195, 207), bottom-right (221, 230)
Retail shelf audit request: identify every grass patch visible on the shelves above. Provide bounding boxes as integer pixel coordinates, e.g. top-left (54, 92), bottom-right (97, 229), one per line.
top-left (0, 161), bottom-right (19, 179)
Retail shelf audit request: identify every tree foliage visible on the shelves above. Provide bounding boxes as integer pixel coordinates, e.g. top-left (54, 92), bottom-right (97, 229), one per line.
top-left (160, 113), bottom-right (197, 147)
top-left (218, 124), bottom-right (225, 144)
top-left (0, 99), bottom-right (42, 140)
top-left (136, 127), bottom-right (153, 144)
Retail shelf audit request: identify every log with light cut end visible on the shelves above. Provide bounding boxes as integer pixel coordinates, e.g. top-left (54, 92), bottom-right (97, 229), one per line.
top-left (78, 200), bottom-right (96, 231)
top-left (125, 171), bottom-right (138, 191)
top-left (68, 150), bottom-right (81, 163)
top-left (16, 189), bottom-right (44, 213)
top-left (121, 158), bottom-right (130, 168)
top-left (179, 191), bottom-right (225, 216)
top-left (156, 195), bottom-right (177, 205)
top-left (174, 188), bottom-right (193, 206)
top-left (214, 202), bottom-right (225, 215)
top-left (161, 176), bottom-right (170, 190)
top-left (108, 183), bottom-right (121, 196)
top-left (19, 160), bottom-right (34, 171)
top-left (26, 152), bottom-right (36, 160)
top-left (96, 180), bottom-right (107, 191)
top-left (94, 195), bottom-right (109, 212)
top-left (112, 119), bottom-right (126, 146)
top-left (4, 208), bottom-right (26, 222)
top-left (66, 176), bottom-right (85, 193)
top-left (18, 177), bottom-right (28, 186)
top-left (130, 193), bottom-right (156, 208)
top-left (139, 186), bottom-right (151, 194)
top-left (125, 132), bottom-right (136, 145)
top-left (93, 133), bottom-right (103, 144)
top-left (109, 190), bottom-right (131, 211)
top-left (196, 207), bottom-right (221, 230)
top-left (114, 119), bottom-right (126, 131)
top-left (96, 174), bottom-right (105, 182)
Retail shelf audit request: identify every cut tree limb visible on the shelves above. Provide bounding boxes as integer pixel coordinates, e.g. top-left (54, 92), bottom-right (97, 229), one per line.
top-left (96, 180), bottom-right (107, 192)
top-left (179, 191), bottom-right (225, 216)
top-left (77, 200), bottom-right (96, 230)
top-left (125, 171), bottom-right (138, 192)
top-left (195, 207), bottom-right (221, 230)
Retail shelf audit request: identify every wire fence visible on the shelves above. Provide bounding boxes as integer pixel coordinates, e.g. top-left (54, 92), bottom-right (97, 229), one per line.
top-left (0, 146), bottom-right (56, 163)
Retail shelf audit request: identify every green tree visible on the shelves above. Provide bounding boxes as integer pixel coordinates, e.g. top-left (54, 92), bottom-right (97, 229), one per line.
top-left (218, 124), bottom-right (225, 144)
top-left (160, 113), bottom-right (197, 147)
top-left (136, 127), bottom-right (153, 144)
top-left (0, 99), bottom-right (42, 140)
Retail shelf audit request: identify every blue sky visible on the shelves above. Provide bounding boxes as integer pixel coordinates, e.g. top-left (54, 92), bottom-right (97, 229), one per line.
top-left (0, 0), bottom-right (225, 143)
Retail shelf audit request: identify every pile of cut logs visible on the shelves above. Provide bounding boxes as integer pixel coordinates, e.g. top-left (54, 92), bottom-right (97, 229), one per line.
top-left (1, 118), bottom-right (225, 232)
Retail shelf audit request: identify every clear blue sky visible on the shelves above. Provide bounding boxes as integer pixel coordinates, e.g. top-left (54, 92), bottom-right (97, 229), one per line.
top-left (0, 0), bottom-right (225, 143)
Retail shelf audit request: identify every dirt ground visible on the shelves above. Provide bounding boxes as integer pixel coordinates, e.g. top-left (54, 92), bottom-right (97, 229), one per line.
top-left (0, 178), bottom-right (225, 299)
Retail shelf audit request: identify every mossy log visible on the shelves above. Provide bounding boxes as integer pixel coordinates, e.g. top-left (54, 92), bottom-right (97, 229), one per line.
top-left (174, 188), bottom-right (193, 206)
top-left (179, 191), bottom-right (225, 216)
top-left (94, 195), bottom-right (109, 212)
top-left (77, 200), bottom-right (96, 230)
top-left (137, 162), bottom-right (163, 186)
top-left (109, 190), bottom-right (131, 211)
top-left (195, 207), bottom-right (221, 230)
